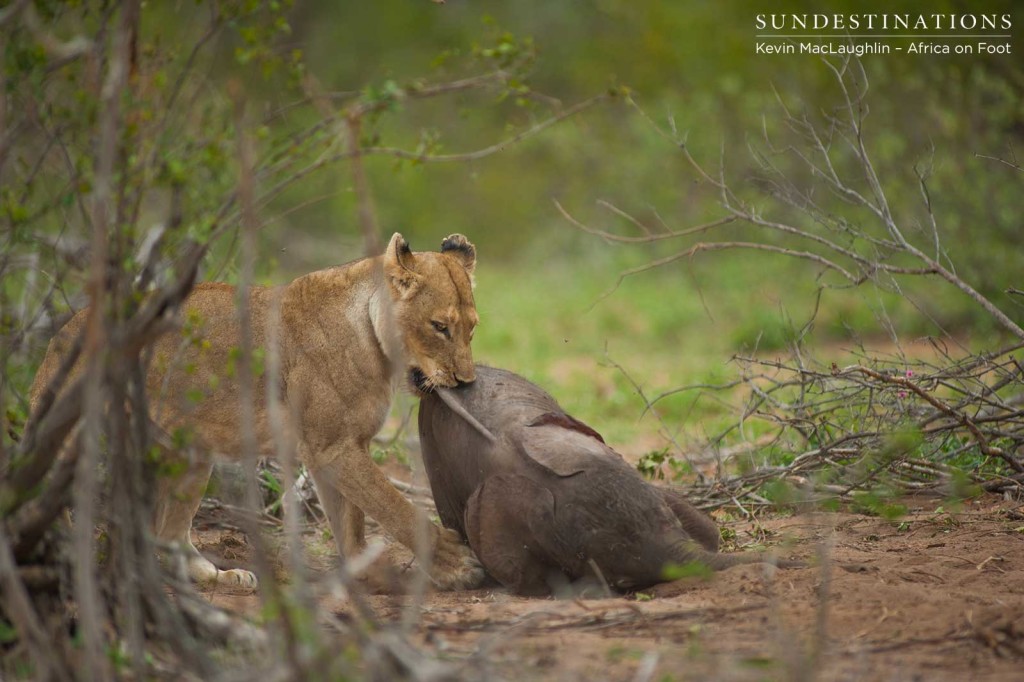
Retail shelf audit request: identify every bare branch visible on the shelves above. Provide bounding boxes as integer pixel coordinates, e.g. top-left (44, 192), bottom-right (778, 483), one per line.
top-left (346, 113), bottom-right (383, 256)
top-left (555, 199), bottom-right (737, 243)
top-left (597, 240), bottom-right (859, 304)
top-left (975, 152), bottom-right (1024, 172)
top-left (361, 93), bottom-right (609, 163)
top-left (0, 522), bottom-right (71, 681)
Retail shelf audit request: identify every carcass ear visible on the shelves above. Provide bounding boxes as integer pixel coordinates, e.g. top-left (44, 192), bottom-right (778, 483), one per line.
top-left (440, 234), bottom-right (476, 275)
top-left (385, 232), bottom-right (422, 298)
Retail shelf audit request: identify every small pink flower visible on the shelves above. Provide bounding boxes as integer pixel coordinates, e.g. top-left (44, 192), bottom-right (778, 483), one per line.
top-left (905, 370), bottom-right (914, 378)
top-left (898, 391), bottom-right (907, 399)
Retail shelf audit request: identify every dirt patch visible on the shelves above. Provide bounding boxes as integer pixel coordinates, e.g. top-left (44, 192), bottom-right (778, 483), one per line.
top-left (193, 492), bottom-right (1024, 681)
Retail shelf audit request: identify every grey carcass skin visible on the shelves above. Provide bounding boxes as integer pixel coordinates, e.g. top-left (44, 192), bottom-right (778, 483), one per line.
top-left (419, 366), bottom-right (787, 596)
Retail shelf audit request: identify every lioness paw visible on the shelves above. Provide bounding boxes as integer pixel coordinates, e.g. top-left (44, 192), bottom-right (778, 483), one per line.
top-left (430, 528), bottom-right (485, 591)
top-left (188, 554), bottom-right (258, 592)
top-left (217, 568), bottom-right (258, 591)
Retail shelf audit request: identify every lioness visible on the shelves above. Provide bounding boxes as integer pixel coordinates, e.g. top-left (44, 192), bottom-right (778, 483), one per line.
top-left (30, 232), bottom-right (484, 591)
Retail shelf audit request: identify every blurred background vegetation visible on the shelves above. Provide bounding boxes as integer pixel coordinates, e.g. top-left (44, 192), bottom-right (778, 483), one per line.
top-left (270, 0), bottom-right (1024, 448)
top-left (9, 0), bottom-right (1024, 450)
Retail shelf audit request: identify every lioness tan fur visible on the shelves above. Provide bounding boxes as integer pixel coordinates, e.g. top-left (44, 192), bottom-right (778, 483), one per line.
top-left (30, 232), bottom-right (484, 591)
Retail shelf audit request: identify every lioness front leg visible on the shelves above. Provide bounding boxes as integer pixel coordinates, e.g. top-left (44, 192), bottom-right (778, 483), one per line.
top-left (310, 440), bottom-right (483, 590)
top-left (308, 465), bottom-right (366, 556)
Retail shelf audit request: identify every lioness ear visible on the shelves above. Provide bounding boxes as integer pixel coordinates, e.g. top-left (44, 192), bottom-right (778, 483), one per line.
top-left (440, 233), bottom-right (476, 275)
top-left (385, 232), bottom-right (422, 297)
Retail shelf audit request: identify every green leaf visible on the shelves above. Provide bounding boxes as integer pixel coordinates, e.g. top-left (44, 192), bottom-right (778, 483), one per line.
top-left (661, 560), bottom-right (714, 581)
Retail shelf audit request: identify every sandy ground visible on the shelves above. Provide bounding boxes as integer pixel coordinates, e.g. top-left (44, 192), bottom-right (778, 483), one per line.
top-left (193, 479), bottom-right (1024, 682)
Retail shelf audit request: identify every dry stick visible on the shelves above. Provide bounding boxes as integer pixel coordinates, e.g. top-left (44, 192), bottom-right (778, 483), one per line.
top-left (331, 102), bottom-right (397, 636)
top-left (108, 363), bottom-right (145, 672)
top-left (975, 151), bottom-right (1024, 173)
top-left (748, 353), bottom-right (1024, 495)
top-left (677, 138), bottom-right (936, 277)
top-left (462, 610), bottom-right (553, 680)
top-left (119, 7), bottom-right (220, 250)
top-left (231, 84), bottom-right (306, 676)
top-left (555, 198), bottom-right (737, 243)
top-left (9, 326), bottom-right (84, 494)
top-left (349, 108), bottom-right (433, 640)
top-left (343, 97), bottom-right (438, 666)
top-left (8, 433), bottom-right (80, 559)
top-left (362, 93), bottom-right (610, 164)
top-left (266, 290), bottom-right (314, 617)
top-left (0, 20), bottom-right (10, 180)
top-left (169, 577), bottom-right (269, 654)
top-left (849, 365), bottom-right (1024, 473)
top-left (0, 522), bottom-right (71, 681)
top-left (71, 3), bottom-right (137, 678)
top-left (808, 532), bottom-right (834, 679)
top-left (107, 9), bottom-right (149, 663)
top-left (428, 603), bottom-right (771, 634)
top-left (127, 363), bottom-right (214, 679)
top-left (625, 241), bottom-right (856, 304)
top-left (20, 3), bottom-right (93, 63)
top-left (0, 0), bottom-right (30, 29)
top-left (345, 113), bottom-right (382, 257)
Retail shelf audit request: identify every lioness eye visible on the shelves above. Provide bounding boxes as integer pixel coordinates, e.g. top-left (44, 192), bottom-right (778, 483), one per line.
top-left (431, 321), bottom-right (450, 338)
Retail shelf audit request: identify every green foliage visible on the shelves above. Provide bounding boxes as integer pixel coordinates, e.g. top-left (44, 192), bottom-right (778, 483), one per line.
top-left (471, 20), bottom-right (536, 76)
top-left (636, 448), bottom-right (692, 481)
top-left (660, 559), bottom-right (714, 582)
top-left (729, 306), bottom-right (801, 353)
top-left (0, 620), bottom-right (17, 645)
top-left (762, 479), bottom-right (800, 507)
top-left (260, 469), bottom-right (283, 516)
top-left (371, 445), bottom-right (410, 468)
top-left (228, 0), bottom-right (300, 78)
top-left (851, 489), bottom-right (908, 521)
top-left (605, 645), bottom-right (645, 663)
top-left (947, 469), bottom-right (983, 501)
top-left (223, 346), bottom-right (266, 381)
top-left (739, 656), bottom-right (778, 670)
top-left (876, 428), bottom-right (925, 464)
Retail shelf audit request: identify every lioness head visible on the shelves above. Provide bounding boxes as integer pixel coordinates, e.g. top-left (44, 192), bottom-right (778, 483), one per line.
top-left (383, 232), bottom-right (479, 392)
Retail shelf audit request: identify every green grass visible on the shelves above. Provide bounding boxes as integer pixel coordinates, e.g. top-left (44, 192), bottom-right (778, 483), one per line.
top-left (468, 249), bottom-right (996, 453)
top-left (470, 256), bottom-right (727, 447)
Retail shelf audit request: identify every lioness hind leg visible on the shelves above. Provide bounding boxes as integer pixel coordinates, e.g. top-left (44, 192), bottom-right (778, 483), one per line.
top-left (154, 452), bottom-right (257, 591)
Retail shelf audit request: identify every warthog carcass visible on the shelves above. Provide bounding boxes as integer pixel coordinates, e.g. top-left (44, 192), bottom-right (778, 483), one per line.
top-left (419, 366), bottom-right (800, 595)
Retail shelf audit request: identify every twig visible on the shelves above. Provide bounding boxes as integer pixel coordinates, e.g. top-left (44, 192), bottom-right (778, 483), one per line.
top-left (0, 522), bottom-right (71, 681)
